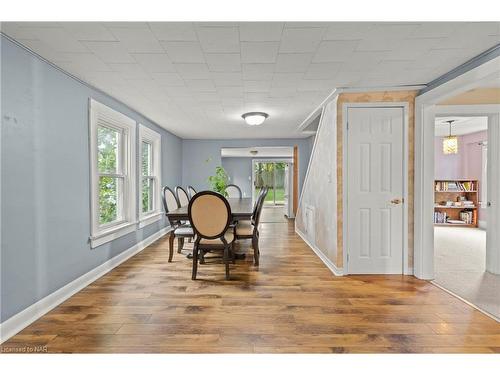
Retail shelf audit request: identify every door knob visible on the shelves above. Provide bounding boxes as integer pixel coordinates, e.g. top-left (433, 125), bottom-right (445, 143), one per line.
top-left (390, 198), bottom-right (402, 205)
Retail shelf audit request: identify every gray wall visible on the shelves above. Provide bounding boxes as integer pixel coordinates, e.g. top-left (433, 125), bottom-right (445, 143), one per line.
top-left (182, 138), bottom-right (314, 197)
top-left (1, 36), bottom-right (182, 322)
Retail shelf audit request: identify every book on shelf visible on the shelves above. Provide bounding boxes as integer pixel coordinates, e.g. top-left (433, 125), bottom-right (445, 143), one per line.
top-left (435, 180), bottom-right (476, 192)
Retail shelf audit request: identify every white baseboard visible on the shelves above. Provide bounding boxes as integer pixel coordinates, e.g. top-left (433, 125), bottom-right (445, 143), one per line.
top-left (479, 220), bottom-right (487, 230)
top-left (0, 226), bottom-right (170, 344)
top-left (295, 228), bottom-right (343, 276)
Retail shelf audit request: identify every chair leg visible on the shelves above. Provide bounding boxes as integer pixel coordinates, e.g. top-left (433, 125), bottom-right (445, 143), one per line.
top-left (223, 245), bottom-right (230, 280)
top-left (178, 237), bottom-right (185, 253)
top-left (252, 235), bottom-right (260, 266)
top-left (200, 250), bottom-right (206, 264)
top-left (231, 242), bottom-right (235, 264)
top-left (192, 246), bottom-right (199, 280)
top-left (168, 232), bottom-right (175, 262)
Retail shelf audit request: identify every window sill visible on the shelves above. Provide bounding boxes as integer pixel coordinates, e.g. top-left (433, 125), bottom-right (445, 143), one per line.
top-left (90, 221), bottom-right (137, 248)
top-left (139, 212), bottom-right (163, 229)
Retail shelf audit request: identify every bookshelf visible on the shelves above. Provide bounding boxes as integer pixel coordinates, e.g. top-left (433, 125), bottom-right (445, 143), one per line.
top-left (434, 179), bottom-right (479, 227)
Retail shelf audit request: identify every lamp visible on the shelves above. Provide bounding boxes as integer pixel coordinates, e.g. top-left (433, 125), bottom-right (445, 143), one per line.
top-left (443, 120), bottom-right (458, 155)
top-left (242, 112), bottom-right (269, 126)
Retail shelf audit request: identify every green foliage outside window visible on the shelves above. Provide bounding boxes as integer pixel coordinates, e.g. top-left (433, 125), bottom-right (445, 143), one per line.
top-left (97, 126), bottom-right (120, 225)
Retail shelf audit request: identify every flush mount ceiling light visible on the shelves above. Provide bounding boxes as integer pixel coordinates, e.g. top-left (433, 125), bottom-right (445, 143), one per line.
top-left (242, 112), bottom-right (269, 126)
top-left (443, 120), bottom-right (458, 155)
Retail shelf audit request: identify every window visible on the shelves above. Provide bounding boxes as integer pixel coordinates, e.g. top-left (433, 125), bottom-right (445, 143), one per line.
top-left (89, 99), bottom-right (136, 248)
top-left (138, 124), bottom-right (162, 228)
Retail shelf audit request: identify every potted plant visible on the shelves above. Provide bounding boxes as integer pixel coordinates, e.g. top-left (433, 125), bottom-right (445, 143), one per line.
top-left (207, 166), bottom-right (229, 196)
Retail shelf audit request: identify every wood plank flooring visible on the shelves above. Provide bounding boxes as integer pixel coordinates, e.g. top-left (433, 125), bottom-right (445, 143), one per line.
top-left (2, 221), bottom-right (499, 353)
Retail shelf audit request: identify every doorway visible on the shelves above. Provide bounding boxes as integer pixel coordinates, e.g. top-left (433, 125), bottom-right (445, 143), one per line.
top-left (433, 114), bottom-right (499, 319)
top-left (344, 105), bottom-right (408, 274)
top-left (252, 160), bottom-right (293, 222)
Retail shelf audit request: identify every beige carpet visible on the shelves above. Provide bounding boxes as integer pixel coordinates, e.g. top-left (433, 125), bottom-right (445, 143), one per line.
top-left (434, 226), bottom-right (500, 320)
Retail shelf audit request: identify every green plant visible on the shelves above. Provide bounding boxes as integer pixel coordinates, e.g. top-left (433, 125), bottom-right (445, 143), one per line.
top-left (207, 166), bottom-right (229, 196)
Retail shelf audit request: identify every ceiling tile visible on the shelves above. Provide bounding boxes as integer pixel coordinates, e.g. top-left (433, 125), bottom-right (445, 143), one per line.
top-left (83, 41), bottom-right (135, 63)
top-left (174, 63), bottom-right (211, 79)
top-left (185, 79), bottom-right (216, 92)
top-left (305, 62), bottom-right (343, 79)
top-left (61, 22), bottom-right (117, 41)
top-left (279, 28), bottom-right (325, 53)
top-left (241, 42), bottom-right (280, 63)
top-left (243, 80), bottom-right (272, 92)
top-left (409, 23), bottom-right (461, 38)
top-left (150, 72), bottom-right (185, 86)
top-left (239, 22), bottom-right (284, 41)
top-left (275, 53), bottom-right (313, 73)
top-left (271, 73), bottom-right (303, 88)
top-left (107, 27), bottom-right (163, 53)
top-left (313, 40), bottom-right (359, 62)
top-left (160, 41), bottom-right (206, 63)
top-left (205, 53), bottom-right (241, 72)
top-left (54, 53), bottom-right (111, 72)
top-left (149, 22), bottom-right (197, 41)
top-left (27, 27), bottom-right (88, 53)
top-left (241, 63), bottom-right (275, 80)
top-left (197, 26), bottom-right (240, 53)
top-left (322, 23), bottom-right (374, 40)
top-left (108, 63), bottom-right (151, 79)
top-left (211, 72), bottom-right (242, 87)
top-left (132, 53), bottom-right (176, 73)
top-left (355, 38), bottom-right (405, 52)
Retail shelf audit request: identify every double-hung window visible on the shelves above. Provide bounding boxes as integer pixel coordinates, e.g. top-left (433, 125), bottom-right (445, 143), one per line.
top-left (89, 99), bottom-right (137, 248)
top-left (138, 124), bottom-right (162, 228)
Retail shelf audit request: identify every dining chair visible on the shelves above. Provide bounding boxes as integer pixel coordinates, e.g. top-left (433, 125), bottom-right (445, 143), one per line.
top-left (187, 185), bottom-right (197, 199)
top-left (162, 186), bottom-right (194, 262)
top-left (188, 191), bottom-right (235, 280)
top-left (235, 187), bottom-right (268, 266)
top-left (175, 186), bottom-right (190, 207)
top-left (225, 184), bottom-right (242, 199)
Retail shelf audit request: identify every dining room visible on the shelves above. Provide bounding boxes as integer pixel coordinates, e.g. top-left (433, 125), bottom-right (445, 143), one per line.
top-left (1, 13), bottom-right (500, 363)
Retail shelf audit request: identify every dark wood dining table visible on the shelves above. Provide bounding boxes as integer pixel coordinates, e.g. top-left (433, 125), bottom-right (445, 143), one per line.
top-left (165, 197), bottom-right (254, 259)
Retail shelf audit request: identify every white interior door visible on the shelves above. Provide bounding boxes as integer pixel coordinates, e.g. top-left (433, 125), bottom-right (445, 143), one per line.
top-left (347, 107), bottom-right (405, 274)
top-left (486, 114), bottom-right (500, 274)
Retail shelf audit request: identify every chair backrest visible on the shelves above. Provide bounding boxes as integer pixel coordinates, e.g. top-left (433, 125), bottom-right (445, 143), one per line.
top-left (175, 186), bottom-right (190, 207)
top-left (252, 187), bottom-right (267, 218)
top-left (188, 191), bottom-right (232, 239)
top-left (253, 187), bottom-right (268, 227)
top-left (187, 186), bottom-right (197, 199)
top-left (162, 186), bottom-right (180, 214)
top-left (225, 184), bottom-right (242, 199)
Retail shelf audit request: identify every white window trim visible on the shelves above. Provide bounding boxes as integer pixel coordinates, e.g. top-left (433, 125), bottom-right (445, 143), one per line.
top-left (138, 124), bottom-right (162, 229)
top-left (481, 142), bottom-right (488, 209)
top-left (89, 99), bottom-right (137, 248)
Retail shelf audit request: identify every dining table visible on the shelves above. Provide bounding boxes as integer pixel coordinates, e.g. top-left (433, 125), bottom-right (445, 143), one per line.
top-left (166, 197), bottom-right (254, 259)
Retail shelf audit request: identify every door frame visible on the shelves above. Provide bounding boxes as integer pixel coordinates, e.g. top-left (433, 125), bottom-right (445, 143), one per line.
top-left (251, 158), bottom-right (293, 207)
top-left (342, 102), bottom-right (410, 275)
top-left (414, 55), bottom-right (500, 279)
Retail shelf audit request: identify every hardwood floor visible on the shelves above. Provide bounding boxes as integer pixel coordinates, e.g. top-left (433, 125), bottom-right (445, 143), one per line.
top-left (2, 221), bottom-right (499, 353)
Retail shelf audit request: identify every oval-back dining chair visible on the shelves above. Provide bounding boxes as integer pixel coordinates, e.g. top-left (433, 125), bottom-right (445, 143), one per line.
top-left (187, 186), bottom-right (197, 199)
top-left (225, 184), bottom-right (242, 199)
top-left (175, 186), bottom-right (190, 207)
top-left (162, 186), bottom-right (194, 262)
top-left (188, 191), bottom-right (235, 280)
top-left (235, 187), bottom-right (268, 266)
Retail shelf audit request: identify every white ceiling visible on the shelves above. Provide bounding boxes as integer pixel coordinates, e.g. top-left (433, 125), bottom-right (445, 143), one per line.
top-left (2, 22), bottom-right (499, 139)
top-left (221, 146), bottom-right (293, 158)
top-left (435, 116), bottom-right (488, 137)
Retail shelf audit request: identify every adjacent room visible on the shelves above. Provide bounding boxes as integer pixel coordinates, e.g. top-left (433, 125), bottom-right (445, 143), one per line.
top-left (1, 20), bottom-right (500, 356)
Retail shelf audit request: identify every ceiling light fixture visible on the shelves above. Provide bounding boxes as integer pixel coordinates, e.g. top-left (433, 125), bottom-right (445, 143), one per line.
top-left (242, 112), bottom-right (269, 126)
top-left (443, 120), bottom-right (458, 155)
